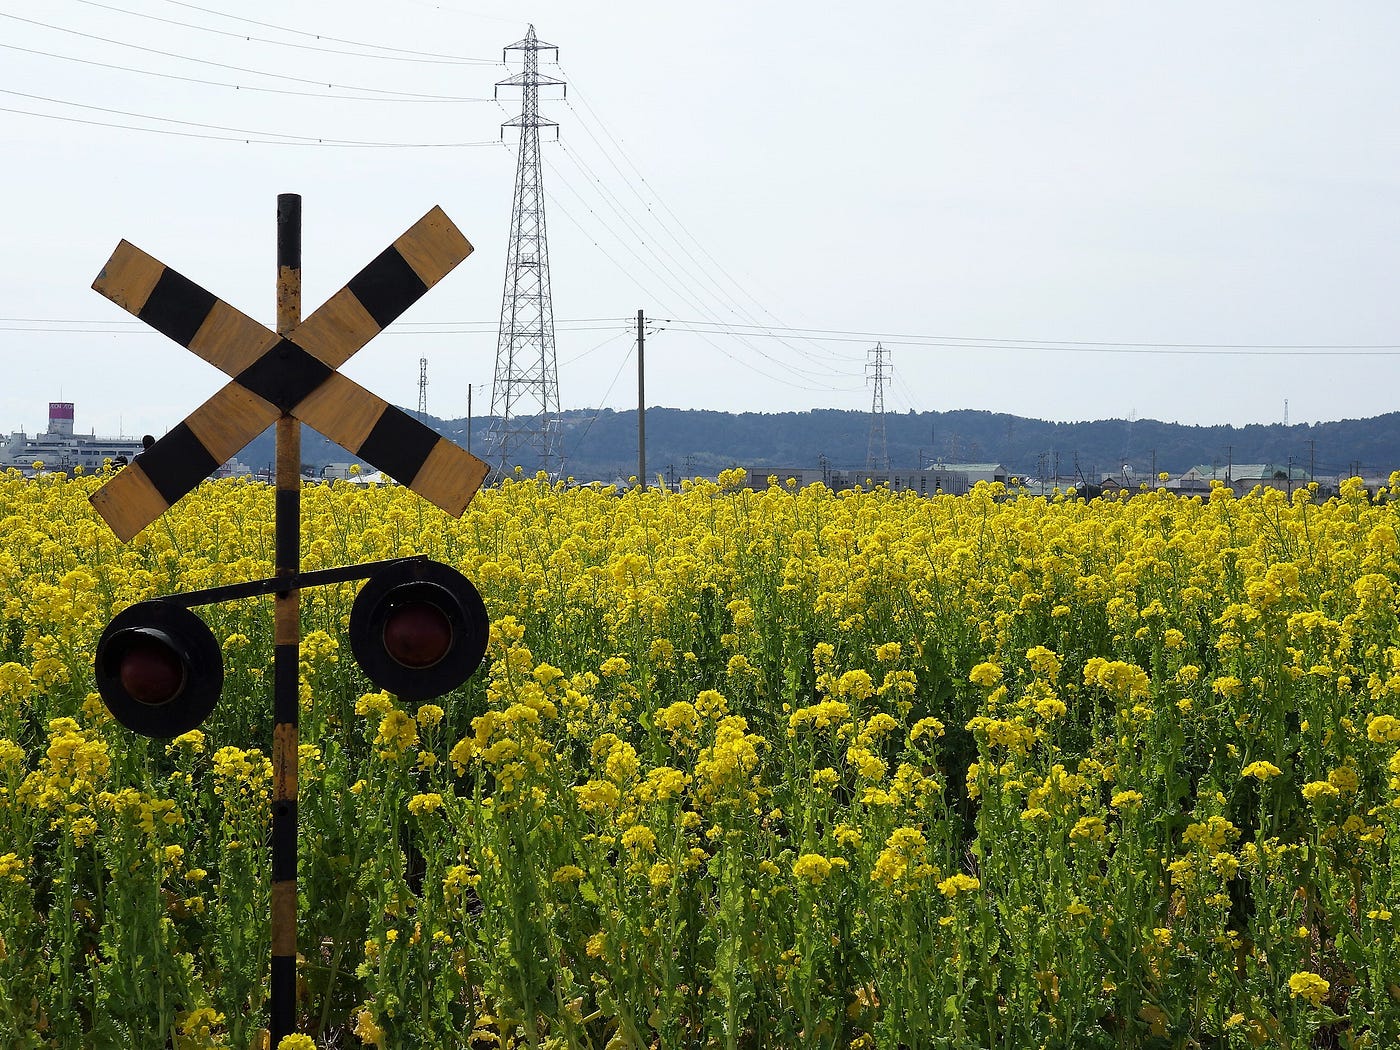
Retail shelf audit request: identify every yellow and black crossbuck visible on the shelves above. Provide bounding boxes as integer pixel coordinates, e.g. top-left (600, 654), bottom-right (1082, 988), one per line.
top-left (89, 206), bottom-right (488, 541)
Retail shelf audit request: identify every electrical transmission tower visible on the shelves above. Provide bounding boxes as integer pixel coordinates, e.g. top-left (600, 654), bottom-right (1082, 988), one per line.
top-left (866, 342), bottom-right (890, 472)
top-left (487, 25), bottom-right (566, 478)
top-left (417, 356), bottom-right (428, 421)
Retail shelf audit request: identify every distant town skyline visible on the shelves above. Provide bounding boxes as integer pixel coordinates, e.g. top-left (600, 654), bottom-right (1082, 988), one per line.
top-left (3, 2), bottom-right (1399, 439)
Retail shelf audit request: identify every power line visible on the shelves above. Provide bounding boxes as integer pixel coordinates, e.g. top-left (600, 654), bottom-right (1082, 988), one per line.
top-left (69, 0), bottom-right (498, 64)
top-left (543, 178), bottom-right (856, 393)
top-left (0, 92), bottom-right (502, 147)
top-left (559, 345), bottom-right (636, 475)
top-left (557, 79), bottom-right (874, 388)
top-left (543, 155), bottom-right (861, 387)
top-left (658, 320), bottom-right (1400, 355)
top-left (562, 77), bottom-right (836, 358)
top-left (554, 139), bottom-right (861, 378)
top-left (0, 12), bottom-right (489, 99)
top-left (2, 318), bottom-right (630, 333)
top-left (11, 314), bottom-right (1397, 355)
top-left (0, 41), bottom-right (495, 102)
top-left (558, 330), bottom-right (632, 366)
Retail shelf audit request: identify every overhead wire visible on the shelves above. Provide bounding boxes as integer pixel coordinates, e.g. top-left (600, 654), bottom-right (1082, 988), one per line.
top-left (531, 88), bottom-right (867, 388)
top-left (561, 73), bottom-right (855, 367)
top-left (69, 0), bottom-right (504, 64)
top-left (160, 0), bottom-right (519, 43)
top-left (89, 0), bottom-right (499, 64)
top-left (559, 344), bottom-right (636, 475)
top-left (658, 320), bottom-right (1400, 355)
top-left (3, 317), bottom-right (631, 332)
top-left (557, 82), bottom-right (862, 374)
top-left (10, 309), bottom-right (1395, 355)
top-left (546, 149), bottom-right (861, 386)
top-left (554, 138), bottom-right (865, 379)
top-left (0, 12), bottom-right (495, 99)
top-left (0, 42), bottom-right (495, 102)
top-left (558, 329), bottom-right (632, 366)
top-left (1, 90), bottom-right (501, 147)
top-left (541, 169), bottom-right (857, 394)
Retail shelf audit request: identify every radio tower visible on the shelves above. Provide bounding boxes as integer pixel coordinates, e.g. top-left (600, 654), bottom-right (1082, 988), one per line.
top-left (487, 26), bottom-right (565, 478)
top-left (417, 356), bottom-right (428, 421)
top-left (866, 342), bottom-right (890, 472)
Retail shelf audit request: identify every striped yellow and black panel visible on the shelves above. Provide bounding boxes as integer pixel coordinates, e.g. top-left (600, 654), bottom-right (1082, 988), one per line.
top-left (286, 206), bottom-right (472, 368)
top-left (90, 245), bottom-right (286, 540)
top-left (91, 206), bottom-right (472, 393)
top-left (89, 207), bottom-right (480, 540)
top-left (90, 383), bottom-right (284, 542)
top-left (294, 371), bottom-right (488, 517)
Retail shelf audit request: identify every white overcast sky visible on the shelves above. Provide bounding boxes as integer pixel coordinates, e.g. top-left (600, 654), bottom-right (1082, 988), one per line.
top-left (3, 0), bottom-right (1399, 441)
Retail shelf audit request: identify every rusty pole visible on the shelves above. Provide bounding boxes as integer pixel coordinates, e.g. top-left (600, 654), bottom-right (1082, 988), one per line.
top-left (270, 192), bottom-right (302, 1043)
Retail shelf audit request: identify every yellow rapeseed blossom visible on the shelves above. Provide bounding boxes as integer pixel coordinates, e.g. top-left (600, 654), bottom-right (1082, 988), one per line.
top-left (969, 662), bottom-right (1002, 687)
top-left (871, 827), bottom-right (930, 890)
top-left (415, 704), bottom-right (445, 729)
top-left (1302, 780), bottom-right (1340, 803)
top-left (353, 1008), bottom-right (385, 1047)
top-left (937, 873), bottom-right (980, 897)
top-left (407, 793), bottom-right (444, 817)
top-left (376, 710), bottom-right (419, 757)
top-left (791, 854), bottom-right (832, 885)
top-left (12, 458), bottom-right (1400, 1041)
top-left (0, 853), bottom-right (25, 883)
top-left (1288, 971), bottom-right (1330, 1007)
top-left (1367, 714), bottom-right (1400, 743)
top-left (621, 825), bottom-right (657, 854)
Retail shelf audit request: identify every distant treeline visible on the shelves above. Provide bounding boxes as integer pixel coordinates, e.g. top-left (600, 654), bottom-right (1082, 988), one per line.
top-left (238, 407), bottom-right (1400, 484)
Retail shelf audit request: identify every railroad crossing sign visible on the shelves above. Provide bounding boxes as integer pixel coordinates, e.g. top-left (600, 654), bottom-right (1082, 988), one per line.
top-left (89, 205), bottom-right (488, 540)
top-left (88, 198), bottom-right (492, 1043)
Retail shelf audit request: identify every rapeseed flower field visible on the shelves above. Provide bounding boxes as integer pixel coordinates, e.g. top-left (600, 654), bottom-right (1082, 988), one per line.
top-left (1, 466), bottom-right (1398, 1048)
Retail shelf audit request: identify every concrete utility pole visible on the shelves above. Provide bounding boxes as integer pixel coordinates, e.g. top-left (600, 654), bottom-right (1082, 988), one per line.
top-left (637, 309), bottom-right (646, 490)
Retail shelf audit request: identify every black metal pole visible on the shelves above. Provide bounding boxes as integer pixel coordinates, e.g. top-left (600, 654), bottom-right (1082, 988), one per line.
top-left (271, 192), bottom-right (302, 1043)
top-left (637, 309), bottom-right (645, 490)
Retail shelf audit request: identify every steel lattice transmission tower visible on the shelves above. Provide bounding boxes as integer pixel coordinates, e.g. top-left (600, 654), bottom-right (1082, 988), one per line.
top-left (866, 342), bottom-right (890, 472)
top-left (487, 25), bottom-right (566, 478)
top-left (417, 356), bottom-right (428, 421)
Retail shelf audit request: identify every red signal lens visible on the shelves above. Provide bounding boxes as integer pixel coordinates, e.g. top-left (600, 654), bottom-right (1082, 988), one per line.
top-left (382, 600), bottom-right (453, 669)
top-left (117, 633), bottom-right (187, 706)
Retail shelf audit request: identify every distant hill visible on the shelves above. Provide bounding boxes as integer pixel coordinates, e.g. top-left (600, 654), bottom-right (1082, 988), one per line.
top-left (238, 407), bottom-right (1400, 484)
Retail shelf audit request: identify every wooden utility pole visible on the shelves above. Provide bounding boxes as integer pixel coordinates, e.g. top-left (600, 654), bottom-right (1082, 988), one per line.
top-left (637, 309), bottom-right (646, 490)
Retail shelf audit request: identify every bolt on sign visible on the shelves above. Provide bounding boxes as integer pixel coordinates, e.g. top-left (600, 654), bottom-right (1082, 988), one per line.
top-left (87, 197), bottom-right (492, 1043)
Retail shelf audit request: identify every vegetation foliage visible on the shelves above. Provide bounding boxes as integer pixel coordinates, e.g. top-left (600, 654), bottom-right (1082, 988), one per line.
top-left (1, 467), bottom-right (1399, 1047)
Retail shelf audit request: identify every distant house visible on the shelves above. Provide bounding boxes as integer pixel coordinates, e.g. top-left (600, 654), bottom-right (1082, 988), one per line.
top-left (1099, 477), bottom-right (1136, 494)
top-left (741, 462), bottom-right (1007, 497)
top-left (933, 462), bottom-right (1009, 486)
top-left (1160, 467), bottom-right (1210, 493)
top-left (321, 462), bottom-right (358, 481)
top-left (1188, 463), bottom-right (1311, 494)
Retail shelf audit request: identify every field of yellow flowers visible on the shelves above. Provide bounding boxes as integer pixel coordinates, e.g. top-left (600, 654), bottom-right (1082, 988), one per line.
top-left (1, 466), bottom-right (1399, 1049)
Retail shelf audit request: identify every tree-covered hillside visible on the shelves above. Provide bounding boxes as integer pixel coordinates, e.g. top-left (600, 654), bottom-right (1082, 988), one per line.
top-left (238, 407), bottom-right (1400, 483)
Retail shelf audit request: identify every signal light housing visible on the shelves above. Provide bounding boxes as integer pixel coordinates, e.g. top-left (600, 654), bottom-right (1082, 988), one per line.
top-left (94, 600), bottom-right (224, 738)
top-left (350, 559), bottom-right (488, 701)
